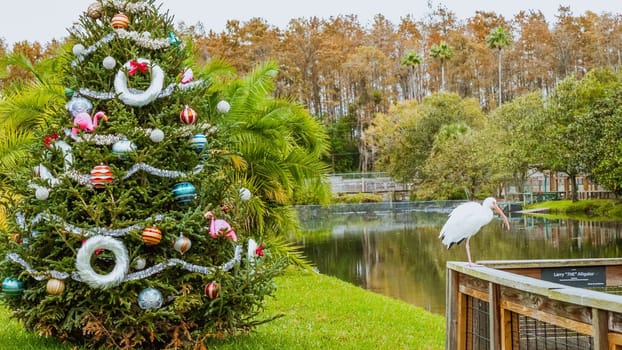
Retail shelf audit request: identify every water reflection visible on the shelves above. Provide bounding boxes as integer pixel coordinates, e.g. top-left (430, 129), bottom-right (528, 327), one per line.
top-left (297, 205), bottom-right (622, 315)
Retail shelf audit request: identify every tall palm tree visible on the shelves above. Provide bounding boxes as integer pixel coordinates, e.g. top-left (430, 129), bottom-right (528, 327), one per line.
top-left (430, 40), bottom-right (454, 92)
top-left (486, 27), bottom-right (512, 107)
top-left (400, 50), bottom-right (423, 100)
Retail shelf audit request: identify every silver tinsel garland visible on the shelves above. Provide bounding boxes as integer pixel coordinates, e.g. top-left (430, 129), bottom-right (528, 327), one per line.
top-left (6, 245), bottom-right (243, 283)
top-left (16, 212), bottom-right (166, 237)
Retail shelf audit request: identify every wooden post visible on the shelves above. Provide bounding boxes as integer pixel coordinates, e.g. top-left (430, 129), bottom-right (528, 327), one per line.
top-left (446, 267), bottom-right (459, 350)
top-left (489, 282), bottom-right (501, 350)
top-left (592, 308), bottom-right (608, 350)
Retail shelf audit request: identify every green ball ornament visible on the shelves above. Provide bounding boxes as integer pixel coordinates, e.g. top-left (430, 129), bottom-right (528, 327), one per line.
top-left (2, 277), bottom-right (24, 296)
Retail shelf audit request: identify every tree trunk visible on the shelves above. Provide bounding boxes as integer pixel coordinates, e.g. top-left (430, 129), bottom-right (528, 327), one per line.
top-left (497, 48), bottom-right (502, 106)
top-left (570, 173), bottom-right (579, 202)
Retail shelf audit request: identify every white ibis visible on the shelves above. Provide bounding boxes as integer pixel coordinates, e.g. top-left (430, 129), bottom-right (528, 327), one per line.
top-left (439, 197), bottom-right (510, 266)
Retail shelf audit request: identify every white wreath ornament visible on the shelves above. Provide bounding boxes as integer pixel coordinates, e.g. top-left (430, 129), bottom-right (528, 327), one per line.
top-left (76, 236), bottom-right (129, 289)
top-left (114, 58), bottom-right (164, 106)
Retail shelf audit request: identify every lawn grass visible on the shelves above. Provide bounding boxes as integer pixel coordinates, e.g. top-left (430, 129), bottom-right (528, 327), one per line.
top-left (1, 270), bottom-right (445, 350)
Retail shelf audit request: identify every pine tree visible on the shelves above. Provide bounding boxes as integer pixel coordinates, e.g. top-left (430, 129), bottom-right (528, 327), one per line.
top-left (0, 1), bottom-right (297, 348)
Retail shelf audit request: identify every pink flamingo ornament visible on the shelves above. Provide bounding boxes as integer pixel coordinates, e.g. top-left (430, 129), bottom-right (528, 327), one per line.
top-left (204, 211), bottom-right (238, 242)
top-left (72, 111), bottom-right (108, 135)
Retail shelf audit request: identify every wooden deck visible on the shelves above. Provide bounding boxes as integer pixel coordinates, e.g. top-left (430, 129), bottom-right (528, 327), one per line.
top-left (446, 258), bottom-right (622, 350)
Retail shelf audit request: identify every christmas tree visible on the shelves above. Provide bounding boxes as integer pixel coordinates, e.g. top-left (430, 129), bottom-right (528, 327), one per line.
top-left (0, 0), bottom-right (329, 348)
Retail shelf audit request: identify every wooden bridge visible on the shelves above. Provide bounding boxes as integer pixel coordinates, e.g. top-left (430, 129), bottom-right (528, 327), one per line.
top-left (328, 172), bottom-right (413, 200)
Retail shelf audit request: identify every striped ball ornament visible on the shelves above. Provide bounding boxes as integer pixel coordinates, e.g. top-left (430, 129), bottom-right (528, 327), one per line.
top-left (90, 163), bottom-right (114, 188)
top-left (179, 105), bottom-right (197, 124)
top-left (2, 277), bottom-right (24, 296)
top-left (190, 133), bottom-right (207, 152)
top-left (205, 282), bottom-right (220, 299)
top-left (111, 13), bottom-right (130, 29)
top-left (142, 226), bottom-right (162, 246)
top-left (172, 182), bottom-right (196, 204)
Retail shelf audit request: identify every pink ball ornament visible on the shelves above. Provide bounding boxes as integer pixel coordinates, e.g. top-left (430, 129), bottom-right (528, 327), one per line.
top-left (205, 282), bottom-right (220, 299)
top-left (179, 105), bottom-right (197, 124)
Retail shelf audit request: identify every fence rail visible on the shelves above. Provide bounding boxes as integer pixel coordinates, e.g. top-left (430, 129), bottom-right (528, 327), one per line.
top-left (446, 259), bottom-right (622, 350)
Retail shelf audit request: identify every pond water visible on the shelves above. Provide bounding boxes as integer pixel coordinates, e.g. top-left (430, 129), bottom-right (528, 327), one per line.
top-left (295, 202), bottom-right (622, 316)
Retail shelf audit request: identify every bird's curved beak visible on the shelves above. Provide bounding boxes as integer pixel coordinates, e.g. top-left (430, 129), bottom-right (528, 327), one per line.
top-left (493, 203), bottom-right (510, 230)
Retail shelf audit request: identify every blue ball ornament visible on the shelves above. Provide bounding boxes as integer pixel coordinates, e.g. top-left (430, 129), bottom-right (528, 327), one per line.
top-left (138, 287), bottom-right (163, 309)
top-left (190, 133), bottom-right (207, 152)
top-left (2, 277), bottom-right (24, 296)
top-left (172, 182), bottom-right (196, 205)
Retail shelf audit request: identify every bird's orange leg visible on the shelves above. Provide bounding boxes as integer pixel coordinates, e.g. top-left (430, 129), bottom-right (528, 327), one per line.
top-left (465, 238), bottom-right (484, 267)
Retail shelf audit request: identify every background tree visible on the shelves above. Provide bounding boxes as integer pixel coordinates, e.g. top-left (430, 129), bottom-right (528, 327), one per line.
top-left (485, 26), bottom-right (512, 106)
top-left (400, 50), bottom-right (423, 100)
top-left (430, 40), bottom-right (454, 91)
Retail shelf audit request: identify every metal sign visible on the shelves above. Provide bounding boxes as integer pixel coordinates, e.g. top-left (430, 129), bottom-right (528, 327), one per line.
top-left (541, 266), bottom-right (606, 288)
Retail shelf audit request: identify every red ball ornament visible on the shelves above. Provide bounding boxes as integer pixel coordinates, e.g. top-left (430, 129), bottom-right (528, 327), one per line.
top-left (111, 13), bottom-right (130, 29)
top-left (142, 226), bottom-right (162, 246)
top-left (179, 105), bottom-right (197, 124)
top-left (205, 282), bottom-right (220, 299)
top-left (90, 163), bottom-right (114, 188)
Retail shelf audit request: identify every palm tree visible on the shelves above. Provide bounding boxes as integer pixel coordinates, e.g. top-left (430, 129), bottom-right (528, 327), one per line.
top-left (219, 59), bottom-right (330, 238)
top-left (430, 41), bottom-right (454, 92)
top-left (400, 50), bottom-right (423, 100)
top-left (486, 27), bottom-right (512, 107)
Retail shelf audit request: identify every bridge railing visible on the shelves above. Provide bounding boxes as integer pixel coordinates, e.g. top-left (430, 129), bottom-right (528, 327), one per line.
top-left (446, 259), bottom-right (622, 350)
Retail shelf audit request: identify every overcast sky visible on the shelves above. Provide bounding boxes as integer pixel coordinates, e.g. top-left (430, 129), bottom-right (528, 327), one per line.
top-left (0, 0), bottom-right (619, 46)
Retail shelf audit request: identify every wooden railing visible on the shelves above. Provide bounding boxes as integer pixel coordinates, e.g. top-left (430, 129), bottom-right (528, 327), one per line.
top-left (446, 259), bottom-right (622, 350)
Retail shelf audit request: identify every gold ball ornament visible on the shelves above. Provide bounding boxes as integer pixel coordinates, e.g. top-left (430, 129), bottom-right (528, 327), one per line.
top-left (86, 2), bottom-right (103, 19)
top-left (46, 278), bottom-right (66, 295)
top-left (142, 226), bottom-right (162, 246)
top-left (111, 13), bottom-right (130, 29)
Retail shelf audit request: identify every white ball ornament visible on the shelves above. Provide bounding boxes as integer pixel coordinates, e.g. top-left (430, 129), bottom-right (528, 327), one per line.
top-left (134, 257), bottom-right (146, 270)
top-left (149, 128), bottom-right (164, 143)
top-left (138, 287), bottom-right (163, 310)
top-left (216, 100), bottom-right (230, 113)
top-left (35, 187), bottom-right (50, 200)
top-left (72, 44), bottom-right (86, 56)
top-left (239, 187), bottom-right (252, 201)
top-left (103, 56), bottom-right (116, 70)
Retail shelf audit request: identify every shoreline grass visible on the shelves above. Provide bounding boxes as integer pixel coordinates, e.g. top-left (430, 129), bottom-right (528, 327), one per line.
top-left (1, 270), bottom-right (445, 349)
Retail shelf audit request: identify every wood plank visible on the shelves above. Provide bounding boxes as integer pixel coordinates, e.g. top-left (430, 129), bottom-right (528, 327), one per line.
top-left (501, 299), bottom-right (593, 335)
top-left (608, 332), bottom-right (622, 350)
top-left (460, 284), bottom-right (489, 302)
top-left (489, 283), bottom-right (501, 350)
top-left (500, 308), bottom-right (513, 350)
top-left (593, 309), bottom-right (608, 350)
top-left (446, 268), bottom-right (459, 350)
top-left (499, 267), bottom-right (541, 280)
top-left (478, 258), bottom-right (622, 269)
top-left (457, 290), bottom-right (466, 350)
top-left (609, 312), bottom-right (622, 334)
top-left (500, 285), bottom-right (592, 324)
top-left (607, 266), bottom-right (622, 286)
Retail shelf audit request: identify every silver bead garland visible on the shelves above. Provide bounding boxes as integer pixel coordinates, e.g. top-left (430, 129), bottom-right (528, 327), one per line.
top-left (16, 212), bottom-right (166, 237)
